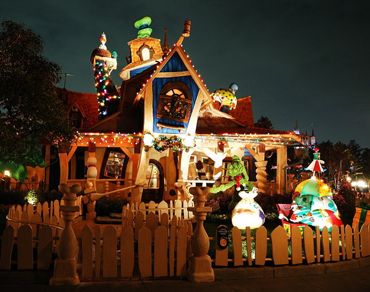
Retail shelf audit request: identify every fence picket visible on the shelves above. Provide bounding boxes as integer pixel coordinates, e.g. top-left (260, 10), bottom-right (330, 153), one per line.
top-left (147, 212), bottom-right (158, 238)
top-left (271, 226), bottom-right (288, 265)
top-left (353, 224), bottom-right (360, 258)
top-left (139, 202), bottom-right (146, 220)
top-left (345, 225), bottom-right (353, 260)
top-left (255, 226), bottom-right (267, 266)
top-left (183, 200), bottom-right (189, 220)
top-left (121, 226), bottom-right (134, 278)
top-left (340, 225), bottom-right (346, 260)
top-left (360, 223), bottom-right (369, 257)
top-left (176, 224), bottom-right (187, 276)
top-left (42, 202), bottom-right (49, 223)
top-left (37, 226), bottom-right (52, 270)
top-left (231, 227), bottom-right (243, 266)
top-left (154, 226), bottom-right (168, 277)
top-left (138, 226), bottom-right (152, 278)
top-left (0, 225), bottom-right (14, 270)
top-left (315, 227), bottom-right (321, 263)
top-left (94, 225), bottom-right (102, 279)
top-left (331, 226), bottom-right (340, 261)
top-left (321, 227), bottom-right (330, 262)
top-left (26, 204), bottom-right (33, 221)
top-left (245, 227), bottom-right (253, 266)
top-left (134, 211), bottom-right (144, 241)
top-left (17, 225), bottom-right (33, 270)
top-left (173, 200), bottom-right (181, 219)
top-left (148, 201), bottom-right (156, 215)
top-left (158, 201), bottom-right (168, 220)
top-left (291, 226), bottom-right (303, 265)
top-left (169, 217), bottom-right (176, 276)
top-left (81, 225), bottom-right (94, 280)
top-left (36, 202), bottom-right (42, 215)
top-left (53, 200), bottom-right (60, 224)
top-left (102, 226), bottom-right (117, 278)
top-left (303, 226), bottom-right (315, 264)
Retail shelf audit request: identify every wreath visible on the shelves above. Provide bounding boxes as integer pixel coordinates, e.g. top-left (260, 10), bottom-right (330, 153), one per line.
top-left (153, 135), bottom-right (184, 152)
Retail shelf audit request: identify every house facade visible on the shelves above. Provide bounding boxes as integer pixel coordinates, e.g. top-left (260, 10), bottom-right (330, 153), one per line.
top-left (55, 19), bottom-right (308, 204)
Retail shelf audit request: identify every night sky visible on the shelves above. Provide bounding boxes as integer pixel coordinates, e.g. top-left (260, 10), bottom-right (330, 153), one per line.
top-left (1, 0), bottom-right (370, 147)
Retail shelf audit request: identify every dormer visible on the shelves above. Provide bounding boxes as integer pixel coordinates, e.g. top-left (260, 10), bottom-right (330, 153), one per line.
top-left (120, 17), bottom-right (163, 81)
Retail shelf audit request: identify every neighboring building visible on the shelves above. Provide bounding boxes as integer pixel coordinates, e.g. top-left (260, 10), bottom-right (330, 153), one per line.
top-left (55, 19), bottom-right (308, 203)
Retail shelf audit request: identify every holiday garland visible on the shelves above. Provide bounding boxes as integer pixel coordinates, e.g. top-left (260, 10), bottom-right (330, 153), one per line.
top-left (153, 135), bottom-right (184, 152)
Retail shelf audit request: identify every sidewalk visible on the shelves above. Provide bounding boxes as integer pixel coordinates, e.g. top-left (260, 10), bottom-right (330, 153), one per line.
top-left (0, 258), bottom-right (369, 292)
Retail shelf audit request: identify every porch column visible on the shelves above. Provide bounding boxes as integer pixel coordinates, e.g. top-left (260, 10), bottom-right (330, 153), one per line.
top-left (254, 144), bottom-right (268, 194)
top-left (50, 184), bottom-right (81, 285)
top-left (58, 145), bottom-right (68, 185)
top-left (85, 142), bottom-right (97, 220)
top-left (276, 146), bottom-right (288, 195)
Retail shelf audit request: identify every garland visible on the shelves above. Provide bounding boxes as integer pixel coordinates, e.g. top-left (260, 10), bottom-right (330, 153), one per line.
top-left (153, 135), bottom-right (184, 152)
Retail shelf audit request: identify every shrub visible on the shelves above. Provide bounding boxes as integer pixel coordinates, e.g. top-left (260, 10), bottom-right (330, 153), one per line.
top-left (334, 182), bottom-right (356, 226)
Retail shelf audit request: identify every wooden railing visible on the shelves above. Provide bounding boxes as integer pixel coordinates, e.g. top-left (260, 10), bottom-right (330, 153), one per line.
top-left (211, 224), bottom-right (370, 267)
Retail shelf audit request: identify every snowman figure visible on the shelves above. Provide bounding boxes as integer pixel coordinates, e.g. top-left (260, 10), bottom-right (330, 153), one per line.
top-left (232, 187), bottom-right (265, 230)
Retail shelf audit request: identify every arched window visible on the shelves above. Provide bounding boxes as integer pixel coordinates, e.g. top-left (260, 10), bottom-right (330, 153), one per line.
top-left (145, 162), bottom-right (160, 189)
top-left (137, 44), bottom-right (153, 61)
top-left (157, 82), bottom-right (192, 123)
top-left (69, 105), bottom-right (83, 128)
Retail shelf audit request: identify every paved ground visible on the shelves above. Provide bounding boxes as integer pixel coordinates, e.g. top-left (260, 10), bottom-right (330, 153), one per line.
top-left (0, 258), bottom-right (369, 292)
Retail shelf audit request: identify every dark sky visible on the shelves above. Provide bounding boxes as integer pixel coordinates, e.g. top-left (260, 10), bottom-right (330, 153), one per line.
top-left (1, 0), bottom-right (370, 147)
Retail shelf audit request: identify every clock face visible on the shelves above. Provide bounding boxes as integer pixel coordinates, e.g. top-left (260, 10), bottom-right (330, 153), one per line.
top-left (157, 82), bottom-right (192, 123)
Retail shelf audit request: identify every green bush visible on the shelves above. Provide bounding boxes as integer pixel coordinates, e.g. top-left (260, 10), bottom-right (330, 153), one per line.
top-left (334, 182), bottom-right (356, 226)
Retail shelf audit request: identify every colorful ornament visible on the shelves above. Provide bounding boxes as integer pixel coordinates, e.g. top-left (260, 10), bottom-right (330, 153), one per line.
top-left (306, 148), bottom-right (325, 174)
top-left (211, 83), bottom-right (238, 112)
top-left (284, 150), bottom-right (342, 230)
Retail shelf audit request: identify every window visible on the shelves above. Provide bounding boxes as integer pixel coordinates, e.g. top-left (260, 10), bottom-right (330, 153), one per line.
top-left (157, 82), bottom-right (192, 123)
top-left (137, 44), bottom-right (153, 61)
top-left (104, 151), bottom-right (126, 178)
top-left (69, 105), bottom-right (83, 128)
top-left (145, 162), bottom-right (160, 189)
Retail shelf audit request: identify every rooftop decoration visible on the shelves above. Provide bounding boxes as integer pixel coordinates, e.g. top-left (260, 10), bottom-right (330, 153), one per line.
top-left (211, 83), bottom-right (238, 113)
top-left (134, 16), bottom-right (153, 38)
top-left (91, 33), bottom-right (120, 118)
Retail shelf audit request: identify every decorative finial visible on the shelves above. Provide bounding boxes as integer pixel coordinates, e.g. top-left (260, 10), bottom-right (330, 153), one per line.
top-left (134, 16), bottom-right (153, 38)
top-left (99, 32), bottom-right (107, 50)
top-left (182, 20), bottom-right (191, 37)
top-left (162, 27), bottom-right (169, 55)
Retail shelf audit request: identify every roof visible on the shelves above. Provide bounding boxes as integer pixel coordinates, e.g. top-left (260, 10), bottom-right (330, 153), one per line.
top-left (229, 96), bottom-right (254, 128)
top-left (57, 88), bottom-right (98, 130)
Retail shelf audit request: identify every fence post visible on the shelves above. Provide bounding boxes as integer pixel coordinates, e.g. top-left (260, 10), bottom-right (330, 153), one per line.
top-left (187, 187), bottom-right (214, 282)
top-left (50, 184), bottom-right (81, 286)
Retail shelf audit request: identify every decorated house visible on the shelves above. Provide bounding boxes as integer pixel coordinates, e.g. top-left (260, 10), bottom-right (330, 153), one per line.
top-left (53, 18), bottom-right (309, 205)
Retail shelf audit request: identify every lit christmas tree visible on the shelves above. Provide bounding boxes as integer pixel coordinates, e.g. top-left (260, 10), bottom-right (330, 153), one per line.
top-left (91, 33), bottom-right (120, 118)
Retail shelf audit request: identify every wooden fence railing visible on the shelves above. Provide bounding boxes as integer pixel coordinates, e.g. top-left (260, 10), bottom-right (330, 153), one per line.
top-left (0, 224), bottom-right (58, 270)
top-left (6, 198), bottom-right (83, 232)
top-left (79, 213), bottom-right (192, 280)
top-left (122, 199), bottom-right (195, 221)
top-left (212, 224), bottom-right (370, 267)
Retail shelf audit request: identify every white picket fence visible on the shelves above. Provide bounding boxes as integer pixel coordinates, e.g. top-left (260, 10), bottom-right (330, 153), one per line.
top-left (6, 197), bottom-right (83, 232)
top-left (122, 199), bottom-right (194, 222)
top-left (79, 212), bottom-right (193, 280)
top-left (0, 224), bottom-right (55, 270)
top-left (213, 224), bottom-right (370, 266)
